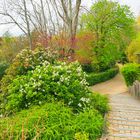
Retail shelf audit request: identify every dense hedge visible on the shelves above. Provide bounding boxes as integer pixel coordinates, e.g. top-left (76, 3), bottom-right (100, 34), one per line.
top-left (86, 67), bottom-right (119, 86)
top-left (121, 63), bottom-right (140, 86)
top-left (0, 62), bottom-right (9, 80)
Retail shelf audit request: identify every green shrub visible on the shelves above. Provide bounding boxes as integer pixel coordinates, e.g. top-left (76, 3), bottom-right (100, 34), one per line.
top-left (3, 61), bottom-right (91, 113)
top-left (0, 102), bottom-right (104, 140)
top-left (86, 67), bottom-right (119, 86)
top-left (0, 62), bottom-right (9, 80)
top-left (121, 63), bottom-right (140, 86)
top-left (81, 62), bottom-right (101, 73)
top-left (0, 47), bottom-right (58, 107)
top-left (81, 63), bottom-right (94, 73)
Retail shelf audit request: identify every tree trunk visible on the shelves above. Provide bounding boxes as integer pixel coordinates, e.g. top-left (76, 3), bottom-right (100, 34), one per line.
top-left (23, 0), bottom-right (32, 49)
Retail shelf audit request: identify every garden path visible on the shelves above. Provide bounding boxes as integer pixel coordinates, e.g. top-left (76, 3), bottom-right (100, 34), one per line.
top-left (90, 73), bottom-right (127, 95)
top-left (91, 73), bottom-right (140, 140)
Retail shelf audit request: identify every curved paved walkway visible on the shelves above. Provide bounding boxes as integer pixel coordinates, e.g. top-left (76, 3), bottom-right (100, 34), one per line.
top-left (91, 74), bottom-right (140, 140)
top-left (90, 74), bottom-right (127, 95)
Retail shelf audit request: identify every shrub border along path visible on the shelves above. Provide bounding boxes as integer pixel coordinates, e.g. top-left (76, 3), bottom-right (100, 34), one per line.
top-left (91, 73), bottom-right (140, 140)
top-left (86, 67), bottom-right (119, 86)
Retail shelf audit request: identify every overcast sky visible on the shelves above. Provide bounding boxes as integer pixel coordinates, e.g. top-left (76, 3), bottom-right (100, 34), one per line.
top-left (0, 0), bottom-right (140, 36)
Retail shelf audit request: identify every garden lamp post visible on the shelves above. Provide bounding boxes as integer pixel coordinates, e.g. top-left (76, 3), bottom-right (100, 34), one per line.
top-left (136, 53), bottom-right (140, 64)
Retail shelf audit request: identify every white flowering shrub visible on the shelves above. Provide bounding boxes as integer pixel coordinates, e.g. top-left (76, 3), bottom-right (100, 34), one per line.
top-left (5, 61), bottom-right (92, 112)
top-left (0, 46), bottom-right (58, 113)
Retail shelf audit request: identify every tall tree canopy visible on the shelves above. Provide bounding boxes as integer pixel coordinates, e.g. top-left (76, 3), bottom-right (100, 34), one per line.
top-left (81, 0), bottom-right (135, 69)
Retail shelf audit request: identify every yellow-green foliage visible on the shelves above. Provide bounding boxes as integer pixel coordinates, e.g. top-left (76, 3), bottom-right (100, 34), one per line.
top-left (0, 36), bottom-right (26, 63)
top-left (74, 132), bottom-right (89, 140)
top-left (127, 35), bottom-right (140, 62)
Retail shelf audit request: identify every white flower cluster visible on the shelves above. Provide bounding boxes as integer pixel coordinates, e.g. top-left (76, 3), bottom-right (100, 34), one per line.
top-left (80, 79), bottom-right (88, 86)
top-left (60, 75), bottom-right (70, 83)
top-left (80, 97), bottom-right (90, 103)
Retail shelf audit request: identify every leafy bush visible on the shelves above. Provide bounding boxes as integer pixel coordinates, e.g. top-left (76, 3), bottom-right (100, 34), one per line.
top-left (121, 63), bottom-right (140, 86)
top-left (0, 102), bottom-right (104, 140)
top-left (0, 62), bottom-right (9, 80)
top-left (86, 67), bottom-right (119, 86)
top-left (81, 61), bottom-right (100, 73)
top-left (2, 46), bottom-right (57, 78)
top-left (0, 46), bottom-right (58, 104)
top-left (81, 63), bottom-right (94, 73)
top-left (3, 61), bottom-right (91, 113)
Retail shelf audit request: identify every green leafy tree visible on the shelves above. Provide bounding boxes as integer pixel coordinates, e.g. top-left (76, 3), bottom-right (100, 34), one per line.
top-left (127, 34), bottom-right (140, 62)
top-left (81, 0), bottom-right (135, 70)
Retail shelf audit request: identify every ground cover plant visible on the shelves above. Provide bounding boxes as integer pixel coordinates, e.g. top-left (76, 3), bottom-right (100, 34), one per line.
top-left (0, 102), bottom-right (105, 140)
